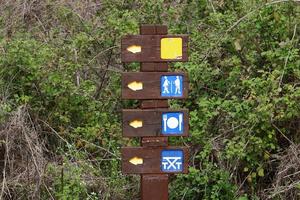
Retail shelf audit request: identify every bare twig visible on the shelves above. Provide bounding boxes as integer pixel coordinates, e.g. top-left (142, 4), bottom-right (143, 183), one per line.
top-left (279, 24), bottom-right (298, 87)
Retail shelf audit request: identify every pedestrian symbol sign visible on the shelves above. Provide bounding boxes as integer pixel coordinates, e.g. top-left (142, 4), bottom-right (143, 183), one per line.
top-left (162, 112), bottom-right (183, 135)
top-left (161, 150), bottom-right (183, 172)
top-left (161, 75), bottom-right (183, 97)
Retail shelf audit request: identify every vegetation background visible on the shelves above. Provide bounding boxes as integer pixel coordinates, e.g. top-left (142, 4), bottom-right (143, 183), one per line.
top-left (0, 0), bottom-right (299, 199)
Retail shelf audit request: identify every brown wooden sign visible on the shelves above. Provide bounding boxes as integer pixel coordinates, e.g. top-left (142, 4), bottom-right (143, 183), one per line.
top-left (122, 72), bottom-right (189, 99)
top-left (122, 147), bottom-right (189, 174)
top-left (121, 35), bottom-right (188, 62)
top-left (122, 109), bottom-right (189, 137)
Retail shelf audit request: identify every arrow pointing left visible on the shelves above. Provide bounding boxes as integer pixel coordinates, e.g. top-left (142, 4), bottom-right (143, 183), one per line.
top-left (127, 45), bottom-right (141, 54)
top-left (129, 156), bottom-right (143, 165)
top-left (127, 81), bottom-right (143, 91)
top-left (129, 120), bottom-right (143, 128)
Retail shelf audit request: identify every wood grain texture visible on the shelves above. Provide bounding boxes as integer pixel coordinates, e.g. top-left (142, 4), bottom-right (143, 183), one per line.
top-left (139, 25), bottom-right (169, 200)
top-left (141, 175), bottom-right (168, 200)
top-left (121, 35), bottom-right (188, 62)
top-left (141, 137), bottom-right (168, 147)
top-left (140, 62), bottom-right (168, 72)
top-left (122, 109), bottom-right (189, 137)
top-left (122, 72), bottom-right (189, 100)
top-left (121, 147), bottom-right (189, 174)
top-left (140, 100), bottom-right (169, 109)
top-left (139, 25), bottom-right (168, 72)
top-left (140, 25), bottom-right (168, 35)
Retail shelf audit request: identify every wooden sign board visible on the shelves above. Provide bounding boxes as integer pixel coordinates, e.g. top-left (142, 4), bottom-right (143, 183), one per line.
top-left (121, 35), bottom-right (188, 62)
top-left (122, 109), bottom-right (189, 137)
top-left (122, 147), bottom-right (189, 174)
top-left (122, 72), bottom-right (189, 100)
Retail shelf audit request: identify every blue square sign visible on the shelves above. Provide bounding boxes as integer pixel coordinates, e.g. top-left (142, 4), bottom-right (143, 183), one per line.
top-left (161, 150), bottom-right (183, 172)
top-left (162, 112), bottom-right (183, 135)
top-left (161, 75), bottom-right (183, 97)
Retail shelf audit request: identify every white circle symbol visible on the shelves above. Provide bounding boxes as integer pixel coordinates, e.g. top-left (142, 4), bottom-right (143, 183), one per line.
top-left (167, 117), bottom-right (179, 129)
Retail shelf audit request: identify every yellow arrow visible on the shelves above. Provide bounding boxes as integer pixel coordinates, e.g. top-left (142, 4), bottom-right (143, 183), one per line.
top-left (127, 81), bottom-right (143, 91)
top-left (129, 156), bottom-right (143, 165)
top-left (129, 120), bottom-right (143, 128)
top-left (127, 45), bottom-right (141, 53)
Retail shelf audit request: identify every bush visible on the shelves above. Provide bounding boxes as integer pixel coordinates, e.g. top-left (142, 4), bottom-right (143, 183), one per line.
top-left (0, 0), bottom-right (299, 199)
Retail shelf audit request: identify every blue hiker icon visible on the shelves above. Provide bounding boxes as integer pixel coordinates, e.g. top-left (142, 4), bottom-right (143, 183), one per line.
top-left (161, 75), bottom-right (183, 97)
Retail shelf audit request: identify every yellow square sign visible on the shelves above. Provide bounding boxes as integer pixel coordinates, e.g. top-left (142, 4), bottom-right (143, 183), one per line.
top-left (160, 38), bottom-right (182, 60)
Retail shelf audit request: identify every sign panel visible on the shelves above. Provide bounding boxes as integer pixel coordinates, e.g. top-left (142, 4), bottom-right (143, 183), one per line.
top-left (161, 75), bottom-right (183, 97)
top-left (122, 72), bottom-right (189, 100)
top-left (160, 38), bottom-right (183, 59)
top-left (161, 150), bottom-right (183, 172)
top-left (121, 147), bottom-right (189, 174)
top-left (162, 112), bottom-right (183, 135)
top-left (122, 109), bottom-right (189, 137)
top-left (121, 35), bottom-right (188, 62)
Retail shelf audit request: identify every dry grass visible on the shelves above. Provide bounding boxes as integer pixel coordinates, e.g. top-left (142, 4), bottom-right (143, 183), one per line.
top-left (0, 106), bottom-right (48, 199)
top-left (263, 144), bottom-right (300, 200)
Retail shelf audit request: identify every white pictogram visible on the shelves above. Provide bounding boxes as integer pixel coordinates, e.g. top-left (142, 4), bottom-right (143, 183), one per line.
top-left (178, 114), bottom-right (182, 131)
top-left (162, 76), bottom-right (170, 94)
top-left (163, 114), bottom-right (167, 131)
top-left (161, 157), bottom-right (182, 170)
top-left (167, 117), bottom-right (179, 129)
top-left (174, 76), bottom-right (181, 94)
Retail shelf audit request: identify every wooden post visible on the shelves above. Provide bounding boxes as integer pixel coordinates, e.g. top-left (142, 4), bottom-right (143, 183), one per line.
top-left (140, 25), bottom-right (169, 200)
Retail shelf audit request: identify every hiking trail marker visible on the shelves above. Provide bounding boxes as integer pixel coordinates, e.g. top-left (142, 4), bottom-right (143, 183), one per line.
top-left (121, 25), bottom-right (190, 200)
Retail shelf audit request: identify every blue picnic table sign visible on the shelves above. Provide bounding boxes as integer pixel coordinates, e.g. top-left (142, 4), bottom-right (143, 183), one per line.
top-left (161, 149), bottom-right (184, 172)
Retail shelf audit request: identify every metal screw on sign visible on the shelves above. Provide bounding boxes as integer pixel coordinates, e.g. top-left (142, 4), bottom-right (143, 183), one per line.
top-left (121, 25), bottom-right (189, 200)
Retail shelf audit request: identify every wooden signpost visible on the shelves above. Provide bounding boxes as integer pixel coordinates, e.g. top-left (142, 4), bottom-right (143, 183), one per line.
top-left (121, 25), bottom-right (189, 200)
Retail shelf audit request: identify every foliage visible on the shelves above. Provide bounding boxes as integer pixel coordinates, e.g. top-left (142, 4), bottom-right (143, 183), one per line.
top-left (0, 0), bottom-right (299, 199)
